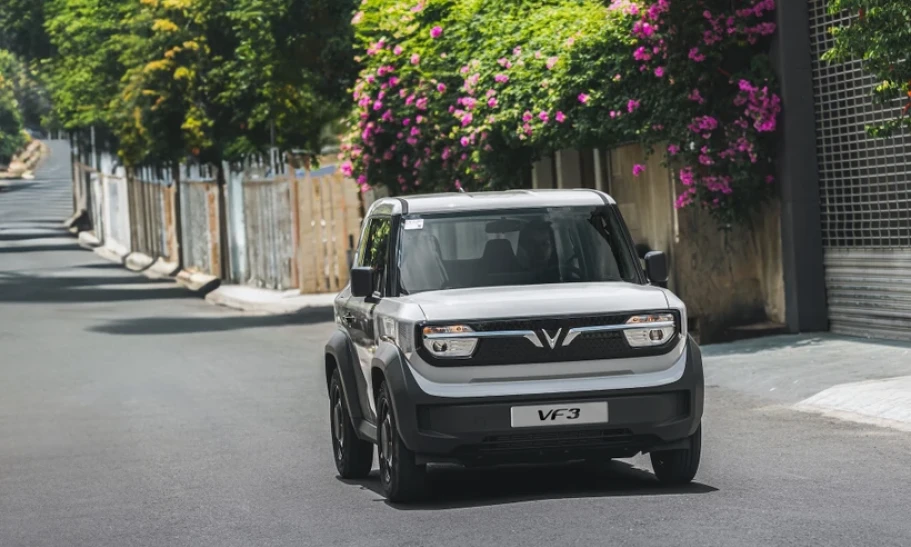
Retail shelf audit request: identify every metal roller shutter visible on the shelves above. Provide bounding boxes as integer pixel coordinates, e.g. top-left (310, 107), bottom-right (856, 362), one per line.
top-left (808, 1), bottom-right (911, 340)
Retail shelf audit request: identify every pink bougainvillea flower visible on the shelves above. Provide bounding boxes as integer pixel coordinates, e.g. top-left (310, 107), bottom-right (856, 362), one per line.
top-left (634, 46), bottom-right (651, 61)
top-left (462, 113), bottom-right (474, 127)
top-left (351, 11), bottom-right (364, 24)
top-left (415, 97), bottom-right (428, 110)
top-left (513, 46), bottom-right (522, 57)
top-left (667, 144), bottom-right (680, 155)
top-left (609, 110), bottom-right (618, 119)
top-left (765, 175), bottom-right (775, 184)
top-left (539, 111), bottom-right (550, 123)
top-left (546, 56), bottom-right (559, 70)
top-left (632, 164), bottom-right (646, 177)
top-left (340, 161), bottom-right (353, 177)
top-left (498, 58), bottom-right (512, 68)
top-left (688, 88), bottom-right (705, 104)
top-left (654, 66), bottom-right (665, 78)
top-left (393, 45), bottom-right (403, 56)
top-left (410, 53), bottom-right (420, 65)
top-left (679, 168), bottom-right (695, 186)
top-left (460, 136), bottom-right (470, 147)
top-left (487, 97), bottom-right (498, 108)
top-left (578, 93), bottom-right (590, 104)
top-left (437, 83), bottom-right (446, 93)
top-left (555, 111), bottom-right (566, 123)
top-left (430, 26), bottom-right (443, 38)
top-left (522, 111), bottom-right (533, 122)
top-left (494, 74), bottom-right (509, 84)
top-left (627, 99), bottom-right (640, 113)
top-left (372, 100), bottom-right (383, 111)
top-left (688, 47), bottom-right (705, 62)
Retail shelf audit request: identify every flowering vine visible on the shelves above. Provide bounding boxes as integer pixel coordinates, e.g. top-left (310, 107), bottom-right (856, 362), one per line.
top-left (343, 0), bottom-right (782, 225)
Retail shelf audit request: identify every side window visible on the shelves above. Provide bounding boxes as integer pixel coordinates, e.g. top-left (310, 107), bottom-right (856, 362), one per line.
top-left (359, 217), bottom-right (392, 295)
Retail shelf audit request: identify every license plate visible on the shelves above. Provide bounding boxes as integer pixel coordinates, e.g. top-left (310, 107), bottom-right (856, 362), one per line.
top-left (510, 402), bottom-right (609, 428)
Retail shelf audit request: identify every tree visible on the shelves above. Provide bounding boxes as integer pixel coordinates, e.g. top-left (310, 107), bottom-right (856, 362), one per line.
top-left (824, 0), bottom-right (911, 137)
top-left (0, 51), bottom-right (27, 164)
top-left (0, 0), bottom-right (53, 62)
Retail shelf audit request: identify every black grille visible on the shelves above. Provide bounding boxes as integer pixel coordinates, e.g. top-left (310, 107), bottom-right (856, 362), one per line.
top-left (418, 312), bottom-right (679, 366)
top-left (477, 429), bottom-right (634, 453)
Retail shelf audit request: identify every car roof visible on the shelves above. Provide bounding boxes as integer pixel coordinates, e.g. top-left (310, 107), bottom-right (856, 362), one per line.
top-left (367, 189), bottom-right (616, 216)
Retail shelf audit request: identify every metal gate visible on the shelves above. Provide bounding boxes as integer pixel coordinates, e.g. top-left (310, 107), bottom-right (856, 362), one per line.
top-left (808, 1), bottom-right (911, 340)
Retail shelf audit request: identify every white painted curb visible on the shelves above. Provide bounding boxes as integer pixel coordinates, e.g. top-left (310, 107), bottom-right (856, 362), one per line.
top-left (77, 231), bottom-right (101, 249)
top-left (125, 252), bottom-right (155, 272)
top-left (143, 258), bottom-right (180, 280)
top-left (794, 375), bottom-right (911, 432)
top-left (176, 270), bottom-right (221, 294)
top-left (205, 287), bottom-right (337, 314)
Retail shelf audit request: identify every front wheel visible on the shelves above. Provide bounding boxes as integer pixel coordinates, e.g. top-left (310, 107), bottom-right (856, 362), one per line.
top-left (376, 381), bottom-right (427, 503)
top-left (650, 425), bottom-right (702, 485)
top-left (329, 369), bottom-right (373, 479)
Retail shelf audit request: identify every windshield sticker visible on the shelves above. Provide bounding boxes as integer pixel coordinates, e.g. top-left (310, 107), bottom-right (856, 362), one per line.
top-left (404, 219), bottom-right (424, 230)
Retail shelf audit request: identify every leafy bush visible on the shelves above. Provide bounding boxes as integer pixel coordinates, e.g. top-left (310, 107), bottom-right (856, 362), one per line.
top-left (342, 0), bottom-right (781, 224)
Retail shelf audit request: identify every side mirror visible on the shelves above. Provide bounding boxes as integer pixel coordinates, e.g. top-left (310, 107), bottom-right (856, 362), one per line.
top-left (644, 251), bottom-right (669, 288)
top-left (350, 266), bottom-right (375, 298)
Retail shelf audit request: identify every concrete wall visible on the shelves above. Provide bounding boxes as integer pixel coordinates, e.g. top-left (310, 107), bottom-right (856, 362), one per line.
top-left (608, 143), bottom-right (786, 342)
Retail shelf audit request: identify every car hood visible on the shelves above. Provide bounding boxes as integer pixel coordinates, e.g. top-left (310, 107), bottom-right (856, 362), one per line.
top-left (402, 283), bottom-right (671, 322)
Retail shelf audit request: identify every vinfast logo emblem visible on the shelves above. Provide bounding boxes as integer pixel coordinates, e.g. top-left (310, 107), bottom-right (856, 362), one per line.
top-left (539, 329), bottom-right (562, 349)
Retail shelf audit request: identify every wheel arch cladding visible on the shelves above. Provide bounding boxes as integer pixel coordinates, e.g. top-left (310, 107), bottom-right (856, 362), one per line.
top-left (325, 330), bottom-right (367, 423)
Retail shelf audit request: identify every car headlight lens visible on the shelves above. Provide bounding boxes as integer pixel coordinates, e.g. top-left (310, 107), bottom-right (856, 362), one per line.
top-left (422, 325), bottom-right (478, 358)
top-left (624, 313), bottom-right (676, 347)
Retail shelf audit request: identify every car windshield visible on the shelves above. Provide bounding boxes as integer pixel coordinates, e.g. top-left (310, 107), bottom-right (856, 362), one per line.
top-left (397, 206), bottom-right (641, 294)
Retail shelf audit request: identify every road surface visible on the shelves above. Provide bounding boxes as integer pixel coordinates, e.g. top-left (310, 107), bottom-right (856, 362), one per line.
top-left (2, 142), bottom-right (910, 546)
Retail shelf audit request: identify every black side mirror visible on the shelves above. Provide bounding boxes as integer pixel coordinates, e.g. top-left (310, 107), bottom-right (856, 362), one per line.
top-left (644, 251), bottom-right (669, 288)
top-left (350, 266), bottom-right (375, 298)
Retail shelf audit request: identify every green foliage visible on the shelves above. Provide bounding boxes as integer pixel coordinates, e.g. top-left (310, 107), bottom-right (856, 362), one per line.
top-left (0, 50), bottom-right (28, 164)
top-left (40, 0), bottom-right (358, 166)
top-left (343, 0), bottom-right (781, 225)
top-left (823, 0), bottom-right (911, 137)
top-left (0, 0), bottom-right (54, 62)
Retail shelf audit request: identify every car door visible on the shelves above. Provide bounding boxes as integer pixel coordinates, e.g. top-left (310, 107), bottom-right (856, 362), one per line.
top-left (345, 215), bottom-right (392, 419)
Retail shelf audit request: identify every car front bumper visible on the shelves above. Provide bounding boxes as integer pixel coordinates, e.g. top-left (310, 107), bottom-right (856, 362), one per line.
top-left (381, 336), bottom-right (704, 466)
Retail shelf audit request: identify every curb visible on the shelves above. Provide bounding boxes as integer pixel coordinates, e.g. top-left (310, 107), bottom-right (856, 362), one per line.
top-left (125, 252), bottom-right (155, 272)
top-left (77, 231), bottom-right (101, 249)
top-left (64, 209), bottom-right (91, 233)
top-left (143, 258), bottom-right (180, 280)
top-left (176, 270), bottom-right (221, 294)
top-left (793, 375), bottom-right (911, 433)
top-left (204, 288), bottom-right (337, 314)
top-left (94, 244), bottom-right (129, 265)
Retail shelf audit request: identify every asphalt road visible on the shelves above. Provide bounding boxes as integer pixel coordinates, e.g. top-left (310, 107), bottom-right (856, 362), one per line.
top-left (2, 142), bottom-right (911, 547)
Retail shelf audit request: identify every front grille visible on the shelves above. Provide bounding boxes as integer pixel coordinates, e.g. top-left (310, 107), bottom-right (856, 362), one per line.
top-left (477, 429), bottom-right (634, 453)
top-left (418, 312), bottom-right (679, 366)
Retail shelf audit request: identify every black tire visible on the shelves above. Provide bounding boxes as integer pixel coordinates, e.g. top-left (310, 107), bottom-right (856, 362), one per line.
top-left (329, 369), bottom-right (373, 479)
top-left (376, 381), bottom-right (427, 503)
top-left (650, 425), bottom-right (702, 485)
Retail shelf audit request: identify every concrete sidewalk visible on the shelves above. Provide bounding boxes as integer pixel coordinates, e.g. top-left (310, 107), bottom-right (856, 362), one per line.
top-left (703, 334), bottom-right (911, 432)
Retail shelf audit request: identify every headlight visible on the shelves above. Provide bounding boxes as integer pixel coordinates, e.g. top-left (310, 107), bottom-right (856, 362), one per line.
top-left (624, 314), bottom-right (676, 348)
top-left (422, 325), bottom-right (478, 358)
